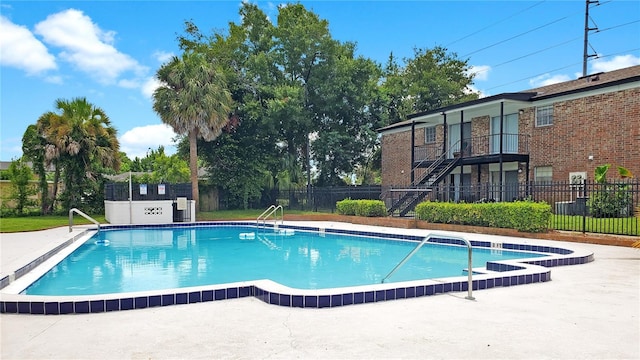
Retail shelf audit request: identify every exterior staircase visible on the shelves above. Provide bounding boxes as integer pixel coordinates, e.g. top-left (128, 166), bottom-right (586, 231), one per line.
top-left (386, 141), bottom-right (462, 217)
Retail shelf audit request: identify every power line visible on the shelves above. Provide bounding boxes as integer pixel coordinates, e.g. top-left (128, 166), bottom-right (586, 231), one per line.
top-left (459, 0), bottom-right (619, 59)
top-left (469, 16), bottom-right (639, 78)
top-left (461, 15), bottom-right (574, 58)
top-left (492, 37), bottom-right (582, 69)
top-left (594, 19), bottom-right (640, 33)
top-left (485, 47), bottom-right (640, 92)
top-left (445, 1), bottom-right (547, 48)
top-left (468, 3), bottom-right (637, 80)
top-left (469, 37), bottom-right (582, 79)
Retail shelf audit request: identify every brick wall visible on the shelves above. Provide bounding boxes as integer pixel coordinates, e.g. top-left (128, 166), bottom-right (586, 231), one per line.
top-left (528, 87), bottom-right (640, 182)
top-left (471, 115), bottom-right (489, 156)
top-left (381, 86), bottom-right (639, 187)
top-left (381, 131), bottom-right (412, 186)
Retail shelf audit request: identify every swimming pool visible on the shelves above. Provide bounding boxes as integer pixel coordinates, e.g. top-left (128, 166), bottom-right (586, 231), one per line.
top-left (22, 225), bottom-right (545, 296)
top-left (0, 221), bottom-right (594, 314)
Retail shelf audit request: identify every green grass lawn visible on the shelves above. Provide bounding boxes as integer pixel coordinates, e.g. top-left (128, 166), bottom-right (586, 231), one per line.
top-left (0, 214), bottom-right (107, 233)
top-left (197, 209), bottom-right (324, 221)
top-left (551, 215), bottom-right (639, 236)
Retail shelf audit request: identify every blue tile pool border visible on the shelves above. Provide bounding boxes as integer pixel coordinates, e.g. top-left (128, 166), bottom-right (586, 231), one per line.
top-left (0, 221), bottom-right (594, 314)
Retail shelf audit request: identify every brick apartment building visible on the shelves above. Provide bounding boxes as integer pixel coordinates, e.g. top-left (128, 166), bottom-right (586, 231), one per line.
top-left (379, 65), bottom-right (640, 214)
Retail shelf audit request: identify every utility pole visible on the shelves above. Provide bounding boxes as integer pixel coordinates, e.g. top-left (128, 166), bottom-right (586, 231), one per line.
top-left (583, 0), bottom-right (599, 77)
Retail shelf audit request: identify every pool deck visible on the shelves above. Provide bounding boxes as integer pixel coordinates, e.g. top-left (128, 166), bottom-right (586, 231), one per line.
top-left (1, 222), bottom-right (639, 359)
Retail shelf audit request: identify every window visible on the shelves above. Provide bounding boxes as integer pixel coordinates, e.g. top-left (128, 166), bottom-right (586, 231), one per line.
top-left (425, 126), bottom-right (436, 144)
top-left (535, 105), bottom-right (553, 127)
top-left (535, 166), bottom-right (553, 183)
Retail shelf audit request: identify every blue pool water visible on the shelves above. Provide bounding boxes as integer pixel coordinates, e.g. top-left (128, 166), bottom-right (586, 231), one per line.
top-left (23, 226), bottom-right (544, 296)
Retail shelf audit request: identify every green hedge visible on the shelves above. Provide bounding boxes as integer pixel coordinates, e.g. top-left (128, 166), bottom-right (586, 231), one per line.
top-left (415, 200), bottom-right (551, 233)
top-left (336, 199), bottom-right (387, 217)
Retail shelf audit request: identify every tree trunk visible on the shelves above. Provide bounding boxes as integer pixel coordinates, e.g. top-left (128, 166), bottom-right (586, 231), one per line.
top-left (189, 130), bottom-right (199, 213)
top-left (47, 165), bottom-right (61, 214)
top-left (37, 163), bottom-right (48, 214)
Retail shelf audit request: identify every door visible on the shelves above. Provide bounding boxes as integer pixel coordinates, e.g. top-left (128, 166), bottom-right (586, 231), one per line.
top-left (449, 122), bottom-right (472, 158)
top-left (450, 173), bottom-right (472, 202)
top-left (504, 170), bottom-right (519, 201)
top-left (491, 170), bottom-right (519, 201)
top-left (491, 114), bottom-right (518, 154)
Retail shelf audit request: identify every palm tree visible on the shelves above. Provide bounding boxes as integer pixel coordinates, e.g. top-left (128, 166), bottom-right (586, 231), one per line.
top-left (153, 51), bottom-right (233, 210)
top-left (41, 98), bottom-right (119, 210)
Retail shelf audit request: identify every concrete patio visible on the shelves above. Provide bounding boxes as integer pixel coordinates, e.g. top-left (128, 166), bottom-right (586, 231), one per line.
top-left (1, 225), bottom-right (639, 359)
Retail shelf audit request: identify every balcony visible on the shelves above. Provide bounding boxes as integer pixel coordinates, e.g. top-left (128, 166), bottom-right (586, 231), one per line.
top-left (414, 134), bottom-right (530, 164)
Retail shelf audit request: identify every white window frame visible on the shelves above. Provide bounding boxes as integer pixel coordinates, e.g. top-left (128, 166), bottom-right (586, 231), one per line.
top-left (535, 105), bottom-right (554, 127)
top-left (534, 166), bottom-right (553, 183)
top-left (424, 126), bottom-right (436, 144)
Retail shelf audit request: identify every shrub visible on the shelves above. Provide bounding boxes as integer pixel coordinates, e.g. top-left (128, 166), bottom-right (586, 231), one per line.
top-left (336, 199), bottom-right (357, 215)
top-left (355, 200), bottom-right (387, 217)
top-left (4, 158), bottom-right (38, 215)
top-left (415, 200), bottom-right (551, 233)
top-left (588, 164), bottom-right (634, 218)
top-left (588, 185), bottom-right (632, 218)
top-left (336, 199), bottom-right (386, 217)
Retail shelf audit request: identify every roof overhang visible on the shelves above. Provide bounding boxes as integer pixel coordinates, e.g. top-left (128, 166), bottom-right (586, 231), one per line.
top-left (378, 92), bottom-right (536, 133)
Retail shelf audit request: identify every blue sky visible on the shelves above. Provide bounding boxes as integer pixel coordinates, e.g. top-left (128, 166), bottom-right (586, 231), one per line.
top-left (1, 0), bottom-right (639, 161)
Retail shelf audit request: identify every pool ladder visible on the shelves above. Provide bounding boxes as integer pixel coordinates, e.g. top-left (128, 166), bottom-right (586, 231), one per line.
top-left (69, 208), bottom-right (101, 232)
top-left (257, 205), bottom-right (283, 230)
top-left (381, 233), bottom-right (475, 300)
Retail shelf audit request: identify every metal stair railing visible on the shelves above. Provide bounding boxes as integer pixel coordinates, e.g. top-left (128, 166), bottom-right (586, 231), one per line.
top-left (415, 139), bottom-right (463, 186)
top-left (387, 140), bottom-right (463, 216)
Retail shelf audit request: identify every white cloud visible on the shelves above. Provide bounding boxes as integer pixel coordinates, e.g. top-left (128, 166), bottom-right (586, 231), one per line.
top-left (118, 78), bottom-right (140, 89)
top-left (465, 85), bottom-right (488, 98)
top-left (0, 15), bottom-right (57, 74)
top-left (468, 65), bottom-right (491, 81)
top-left (119, 124), bottom-right (177, 159)
top-left (34, 9), bottom-right (146, 85)
top-left (141, 77), bottom-right (161, 98)
top-left (591, 54), bottom-right (640, 73)
top-left (153, 50), bottom-right (174, 64)
top-left (528, 73), bottom-right (572, 88)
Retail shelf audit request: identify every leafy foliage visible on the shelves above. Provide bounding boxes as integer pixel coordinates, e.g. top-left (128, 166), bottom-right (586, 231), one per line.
top-left (153, 50), bottom-right (234, 210)
top-left (3, 158), bottom-right (37, 215)
top-left (380, 47), bottom-right (478, 124)
top-left (415, 200), bottom-right (551, 233)
top-left (172, 3), bottom-right (474, 207)
top-left (131, 147), bottom-right (190, 184)
top-left (21, 124), bottom-right (49, 213)
top-left (20, 97), bottom-right (120, 214)
top-left (588, 164), bottom-right (634, 218)
top-left (336, 199), bottom-right (386, 217)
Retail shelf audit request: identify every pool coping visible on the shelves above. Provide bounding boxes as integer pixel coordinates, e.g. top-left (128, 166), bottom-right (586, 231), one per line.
top-left (0, 221), bottom-right (594, 314)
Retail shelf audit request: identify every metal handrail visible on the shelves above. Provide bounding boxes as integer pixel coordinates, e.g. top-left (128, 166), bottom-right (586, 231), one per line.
top-left (382, 233), bottom-right (475, 300)
top-left (256, 205), bottom-right (283, 229)
top-left (69, 208), bottom-right (101, 233)
top-left (257, 205), bottom-right (276, 222)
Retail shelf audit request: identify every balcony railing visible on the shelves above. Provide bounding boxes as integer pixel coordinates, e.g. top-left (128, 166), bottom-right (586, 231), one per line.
top-left (414, 134), bottom-right (530, 162)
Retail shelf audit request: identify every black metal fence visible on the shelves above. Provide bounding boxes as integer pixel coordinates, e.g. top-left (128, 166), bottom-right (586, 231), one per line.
top-left (388, 179), bottom-right (639, 236)
top-left (218, 185), bottom-right (383, 213)
top-left (104, 183), bottom-right (192, 201)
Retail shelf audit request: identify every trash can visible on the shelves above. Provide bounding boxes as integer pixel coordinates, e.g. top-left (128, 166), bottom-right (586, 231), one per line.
top-left (173, 197), bottom-right (188, 222)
